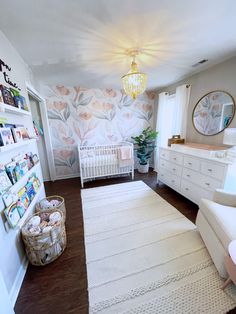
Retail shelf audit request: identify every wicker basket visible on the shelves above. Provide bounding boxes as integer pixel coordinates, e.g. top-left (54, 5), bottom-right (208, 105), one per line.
top-left (21, 209), bottom-right (67, 266)
top-left (35, 195), bottom-right (66, 222)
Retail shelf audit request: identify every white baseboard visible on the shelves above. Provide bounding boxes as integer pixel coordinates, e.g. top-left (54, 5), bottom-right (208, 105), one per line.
top-left (55, 173), bottom-right (80, 181)
top-left (10, 257), bottom-right (28, 306)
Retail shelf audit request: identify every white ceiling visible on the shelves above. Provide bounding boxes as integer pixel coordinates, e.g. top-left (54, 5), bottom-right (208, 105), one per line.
top-left (1, 0), bottom-right (236, 90)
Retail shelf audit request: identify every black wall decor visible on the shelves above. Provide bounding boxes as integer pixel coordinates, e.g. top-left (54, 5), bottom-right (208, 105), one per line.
top-left (0, 58), bottom-right (21, 91)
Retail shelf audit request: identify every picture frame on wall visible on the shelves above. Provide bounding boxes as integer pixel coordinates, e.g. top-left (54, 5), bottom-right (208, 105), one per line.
top-left (0, 127), bottom-right (15, 146)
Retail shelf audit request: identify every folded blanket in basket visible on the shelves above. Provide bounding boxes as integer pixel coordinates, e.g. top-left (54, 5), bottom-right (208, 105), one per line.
top-left (118, 146), bottom-right (133, 167)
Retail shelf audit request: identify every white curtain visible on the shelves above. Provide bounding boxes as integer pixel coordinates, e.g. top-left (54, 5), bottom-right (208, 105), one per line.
top-left (154, 92), bottom-right (169, 170)
top-left (175, 84), bottom-right (191, 138)
top-left (154, 85), bottom-right (191, 171)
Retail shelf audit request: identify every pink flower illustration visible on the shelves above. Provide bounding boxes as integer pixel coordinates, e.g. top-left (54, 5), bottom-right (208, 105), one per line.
top-left (62, 137), bottom-right (75, 145)
top-left (56, 85), bottom-right (70, 95)
top-left (146, 92), bottom-right (156, 100)
top-left (103, 103), bottom-right (113, 111)
top-left (104, 89), bottom-right (117, 97)
top-left (54, 149), bottom-right (73, 159)
top-left (212, 104), bottom-right (220, 111)
top-left (122, 112), bottom-right (133, 119)
top-left (53, 101), bottom-right (67, 111)
top-left (79, 112), bottom-right (92, 120)
top-left (142, 103), bottom-right (153, 112)
top-left (200, 111), bottom-right (207, 118)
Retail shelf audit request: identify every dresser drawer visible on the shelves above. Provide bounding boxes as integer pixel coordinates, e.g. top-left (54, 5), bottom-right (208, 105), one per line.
top-left (159, 158), bottom-right (169, 170)
top-left (181, 179), bottom-right (213, 204)
top-left (168, 162), bottom-right (182, 177)
top-left (158, 169), bottom-right (181, 190)
top-left (159, 159), bottom-right (182, 177)
top-left (200, 161), bottom-right (225, 180)
top-left (159, 149), bottom-right (170, 160)
top-left (167, 173), bottom-right (181, 190)
top-left (183, 156), bottom-right (200, 171)
top-left (182, 168), bottom-right (222, 191)
top-left (170, 152), bottom-right (183, 165)
top-left (182, 168), bottom-right (198, 183)
top-left (158, 168), bottom-right (170, 182)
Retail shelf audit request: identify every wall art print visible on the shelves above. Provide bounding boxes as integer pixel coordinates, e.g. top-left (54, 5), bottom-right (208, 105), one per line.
top-left (45, 86), bottom-right (155, 178)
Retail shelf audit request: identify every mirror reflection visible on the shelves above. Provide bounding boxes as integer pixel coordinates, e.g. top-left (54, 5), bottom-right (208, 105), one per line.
top-left (193, 91), bottom-right (235, 136)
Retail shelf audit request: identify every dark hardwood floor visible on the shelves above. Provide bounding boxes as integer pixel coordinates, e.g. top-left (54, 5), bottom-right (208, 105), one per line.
top-left (15, 170), bottom-right (200, 314)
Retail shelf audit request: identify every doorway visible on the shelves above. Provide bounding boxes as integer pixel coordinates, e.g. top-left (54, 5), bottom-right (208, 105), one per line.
top-left (28, 92), bottom-right (51, 181)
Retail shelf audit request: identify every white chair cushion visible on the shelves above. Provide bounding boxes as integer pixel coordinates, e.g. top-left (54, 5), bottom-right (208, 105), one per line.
top-left (199, 198), bottom-right (236, 250)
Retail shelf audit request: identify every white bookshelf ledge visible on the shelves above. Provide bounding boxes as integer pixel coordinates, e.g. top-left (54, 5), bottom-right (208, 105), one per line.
top-left (0, 139), bottom-right (36, 153)
top-left (0, 102), bottom-right (31, 116)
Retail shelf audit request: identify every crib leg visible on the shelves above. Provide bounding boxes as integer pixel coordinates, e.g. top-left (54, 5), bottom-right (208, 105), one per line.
top-left (81, 177), bottom-right (84, 188)
top-left (132, 168), bottom-right (134, 180)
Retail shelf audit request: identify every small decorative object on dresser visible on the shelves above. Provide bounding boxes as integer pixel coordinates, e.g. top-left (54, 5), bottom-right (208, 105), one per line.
top-left (132, 127), bottom-right (158, 173)
top-left (222, 240), bottom-right (236, 289)
top-left (158, 143), bottom-right (236, 205)
top-left (168, 135), bottom-right (185, 147)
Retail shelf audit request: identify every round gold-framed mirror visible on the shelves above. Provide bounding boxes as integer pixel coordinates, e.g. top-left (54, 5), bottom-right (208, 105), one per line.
top-left (192, 90), bottom-right (235, 136)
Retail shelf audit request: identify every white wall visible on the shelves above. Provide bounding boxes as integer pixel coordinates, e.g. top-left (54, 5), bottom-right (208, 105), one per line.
top-left (156, 56), bottom-right (236, 146)
top-left (0, 31), bottom-right (45, 306)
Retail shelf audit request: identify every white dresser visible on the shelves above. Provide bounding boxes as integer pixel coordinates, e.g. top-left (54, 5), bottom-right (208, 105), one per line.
top-left (158, 145), bottom-right (236, 205)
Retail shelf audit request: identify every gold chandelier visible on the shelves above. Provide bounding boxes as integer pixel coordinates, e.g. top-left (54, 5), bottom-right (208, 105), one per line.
top-left (122, 50), bottom-right (147, 100)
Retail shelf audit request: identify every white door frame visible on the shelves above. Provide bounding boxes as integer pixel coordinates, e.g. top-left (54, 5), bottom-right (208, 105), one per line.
top-left (26, 83), bottom-right (56, 181)
top-left (0, 271), bottom-right (14, 313)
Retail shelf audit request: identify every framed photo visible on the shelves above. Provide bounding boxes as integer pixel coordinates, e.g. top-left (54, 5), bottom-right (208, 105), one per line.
top-left (0, 127), bottom-right (15, 146)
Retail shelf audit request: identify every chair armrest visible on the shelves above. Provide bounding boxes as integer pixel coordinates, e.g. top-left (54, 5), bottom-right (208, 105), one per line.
top-left (213, 189), bottom-right (236, 207)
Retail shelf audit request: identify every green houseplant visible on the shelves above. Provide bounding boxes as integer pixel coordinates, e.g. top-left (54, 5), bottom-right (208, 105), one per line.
top-left (132, 127), bottom-right (158, 173)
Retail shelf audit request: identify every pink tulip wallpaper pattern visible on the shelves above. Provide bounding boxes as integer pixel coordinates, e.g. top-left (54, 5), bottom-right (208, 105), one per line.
top-left (45, 86), bottom-right (155, 178)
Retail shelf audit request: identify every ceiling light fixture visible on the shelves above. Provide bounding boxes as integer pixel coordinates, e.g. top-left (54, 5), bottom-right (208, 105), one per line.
top-left (122, 49), bottom-right (147, 99)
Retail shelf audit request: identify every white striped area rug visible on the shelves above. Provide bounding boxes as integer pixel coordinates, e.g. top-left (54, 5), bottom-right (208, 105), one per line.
top-left (81, 180), bottom-right (236, 314)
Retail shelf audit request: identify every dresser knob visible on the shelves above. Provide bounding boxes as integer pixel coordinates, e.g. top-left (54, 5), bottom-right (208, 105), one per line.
top-left (186, 174), bottom-right (190, 177)
top-left (208, 168), bottom-right (212, 172)
top-left (171, 180), bottom-right (175, 183)
top-left (185, 187), bottom-right (189, 191)
top-left (173, 157), bottom-right (177, 160)
top-left (173, 168), bottom-right (176, 171)
top-left (188, 162), bottom-right (192, 165)
top-left (205, 182), bottom-right (210, 186)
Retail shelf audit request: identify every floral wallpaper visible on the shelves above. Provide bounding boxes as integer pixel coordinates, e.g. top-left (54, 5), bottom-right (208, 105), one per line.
top-left (45, 86), bottom-right (155, 178)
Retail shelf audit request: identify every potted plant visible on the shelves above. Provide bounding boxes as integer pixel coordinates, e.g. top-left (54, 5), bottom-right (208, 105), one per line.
top-left (132, 127), bottom-right (158, 173)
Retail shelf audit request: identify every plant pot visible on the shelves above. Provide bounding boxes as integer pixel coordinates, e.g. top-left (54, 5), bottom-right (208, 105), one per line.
top-left (138, 162), bottom-right (149, 173)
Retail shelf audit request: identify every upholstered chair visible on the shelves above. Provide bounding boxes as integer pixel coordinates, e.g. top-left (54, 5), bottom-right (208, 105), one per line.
top-left (196, 189), bottom-right (236, 278)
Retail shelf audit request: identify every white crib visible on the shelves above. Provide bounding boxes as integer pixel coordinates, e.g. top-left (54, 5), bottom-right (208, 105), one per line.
top-left (78, 142), bottom-right (134, 188)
